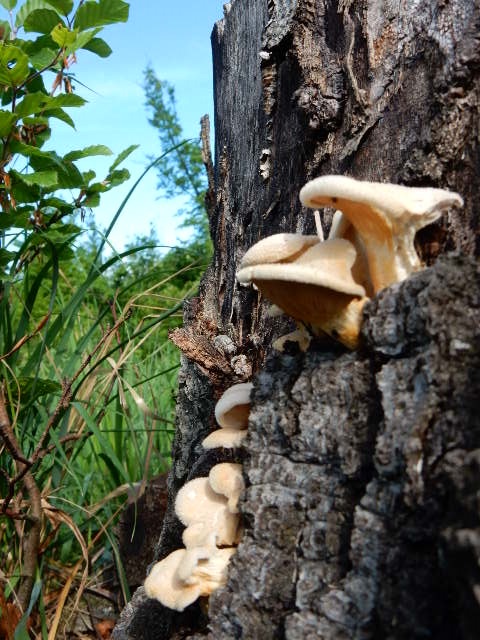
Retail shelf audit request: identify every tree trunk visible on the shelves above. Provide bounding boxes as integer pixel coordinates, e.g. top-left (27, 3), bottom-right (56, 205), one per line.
top-left (113, 1), bottom-right (480, 638)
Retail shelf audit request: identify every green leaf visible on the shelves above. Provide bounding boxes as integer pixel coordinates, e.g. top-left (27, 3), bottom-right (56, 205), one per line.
top-left (10, 139), bottom-right (63, 163)
top-left (74, 0), bottom-right (129, 30)
top-left (0, 0), bottom-right (17, 9)
top-left (45, 0), bottom-right (73, 15)
top-left (48, 92), bottom-right (86, 108)
top-left (14, 169), bottom-right (58, 187)
top-left (64, 26), bottom-right (100, 54)
top-left (9, 176), bottom-right (40, 201)
top-left (28, 151), bottom-right (84, 189)
top-left (40, 196), bottom-right (73, 213)
top-left (0, 207), bottom-right (32, 229)
top-left (15, 91), bottom-right (50, 117)
top-left (40, 221), bottom-right (81, 246)
top-left (28, 44), bottom-right (57, 69)
top-left (82, 169), bottom-right (95, 183)
top-left (50, 23), bottom-right (78, 48)
top-left (106, 167), bottom-right (130, 188)
top-left (23, 8), bottom-right (62, 33)
top-left (0, 44), bottom-right (30, 86)
top-left (0, 109), bottom-right (17, 136)
top-left (108, 143), bottom-right (138, 172)
top-left (82, 190), bottom-right (99, 207)
top-left (81, 36), bottom-right (111, 58)
top-left (64, 144), bottom-right (111, 161)
top-left (54, 160), bottom-right (84, 189)
top-left (15, 0), bottom-right (53, 27)
top-left (42, 107), bottom-right (75, 128)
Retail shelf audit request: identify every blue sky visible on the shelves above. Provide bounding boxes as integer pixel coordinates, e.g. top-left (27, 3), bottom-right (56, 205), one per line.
top-left (49, 1), bottom-right (223, 250)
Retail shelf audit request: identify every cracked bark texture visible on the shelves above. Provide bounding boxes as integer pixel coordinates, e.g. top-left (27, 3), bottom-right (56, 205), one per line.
top-left (113, 1), bottom-right (480, 638)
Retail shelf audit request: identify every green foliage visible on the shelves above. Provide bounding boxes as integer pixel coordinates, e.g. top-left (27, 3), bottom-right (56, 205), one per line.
top-left (0, 1), bottom-right (199, 632)
top-left (0, 3), bottom-right (214, 633)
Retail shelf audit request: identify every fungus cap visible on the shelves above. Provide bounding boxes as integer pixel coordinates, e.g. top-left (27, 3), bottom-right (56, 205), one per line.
top-left (237, 238), bottom-right (365, 297)
top-left (300, 175), bottom-right (463, 228)
top-left (300, 175), bottom-right (463, 291)
top-left (215, 382), bottom-right (253, 429)
top-left (175, 477), bottom-right (239, 546)
top-left (144, 549), bottom-right (201, 611)
top-left (236, 238), bottom-right (367, 349)
top-left (177, 546), bottom-right (236, 587)
top-left (240, 233), bottom-right (319, 269)
top-left (144, 547), bottom-right (236, 611)
top-left (182, 522), bottom-right (217, 550)
top-left (202, 428), bottom-right (247, 450)
top-left (209, 463), bottom-right (245, 513)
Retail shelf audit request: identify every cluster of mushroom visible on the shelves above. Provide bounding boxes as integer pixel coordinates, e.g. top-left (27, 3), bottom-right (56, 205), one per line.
top-left (144, 383), bottom-right (252, 611)
top-left (237, 175), bottom-right (463, 349)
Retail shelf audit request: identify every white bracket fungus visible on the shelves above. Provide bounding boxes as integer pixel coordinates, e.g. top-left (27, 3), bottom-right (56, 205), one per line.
top-left (208, 463), bottom-right (245, 514)
top-left (175, 477), bottom-right (240, 547)
top-left (144, 547), bottom-right (236, 612)
top-left (237, 235), bottom-right (368, 349)
top-left (145, 383), bottom-right (253, 611)
top-left (300, 174), bottom-right (463, 292)
top-left (214, 382), bottom-right (253, 429)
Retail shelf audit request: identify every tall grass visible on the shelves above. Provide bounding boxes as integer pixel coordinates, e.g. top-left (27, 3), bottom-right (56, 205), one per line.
top-left (0, 152), bottom-right (206, 638)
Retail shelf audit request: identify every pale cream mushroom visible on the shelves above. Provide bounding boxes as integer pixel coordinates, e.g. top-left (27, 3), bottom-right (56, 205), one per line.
top-left (144, 547), bottom-right (235, 611)
top-left (209, 463), bottom-right (245, 514)
top-left (144, 549), bottom-right (201, 611)
top-left (182, 522), bottom-right (217, 550)
top-left (300, 174), bottom-right (463, 292)
top-left (240, 233), bottom-right (319, 268)
top-left (329, 210), bottom-right (373, 297)
top-left (177, 546), bottom-right (236, 587)
top-left (175, 477), bottom-right (240, 546)
top-left (237, 238), bottom-right (368, 349)
top-left (202, 428), bottom-right (248, 450)
top-left (215, 382), bottom-right (253, 429)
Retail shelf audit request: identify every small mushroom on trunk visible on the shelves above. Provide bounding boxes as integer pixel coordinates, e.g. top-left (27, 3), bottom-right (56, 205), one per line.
top-left (201, 428), bottom-right (248, 450)
top-left (144, 549), bottom-right (202, 611)
top-left (209, 462), bottom-right (245, 514)
top-left (175, 477), bottom-right (240, 546)
top-left (214, 382), bottom-right (253, 429)
top-left (144, 547), bottom-right (236, 611)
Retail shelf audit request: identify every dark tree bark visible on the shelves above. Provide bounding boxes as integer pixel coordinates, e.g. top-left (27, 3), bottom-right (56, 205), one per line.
top-left (114, 1), bottom-right (480, 638)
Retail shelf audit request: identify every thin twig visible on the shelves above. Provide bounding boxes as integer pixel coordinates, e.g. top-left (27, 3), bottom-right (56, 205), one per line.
top-left (0, 314), bottom-right (50, 361)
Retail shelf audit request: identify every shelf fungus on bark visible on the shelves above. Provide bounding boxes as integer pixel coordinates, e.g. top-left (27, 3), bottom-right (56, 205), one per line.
top-left (237, 235), bottom-right (368, 349)
top-left (214, 382), bottom-right (253, 429)
top-left (144, 473), bottom-right (242, 611)
top-left (175, 477), bottom-right (240, 547)
top-left (201, 427), bottom-right (248, 449)
top-left (209, 462), bottom-right (245, 514)
top-left (202, 382), bottom-right (252, 449)
top-left (144, 547), bottom-right (236, 612)
top-left (300, 174), bottom-right (463, 292)
top-left (144, 385), bottom-right (251, 611)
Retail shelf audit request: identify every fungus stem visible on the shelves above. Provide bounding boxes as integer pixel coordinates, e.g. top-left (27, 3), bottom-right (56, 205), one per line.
top-left (314, 210), bottom-right (324, 241)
